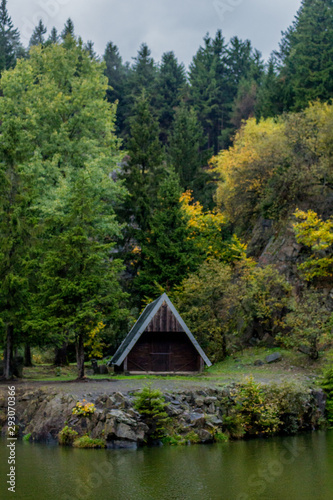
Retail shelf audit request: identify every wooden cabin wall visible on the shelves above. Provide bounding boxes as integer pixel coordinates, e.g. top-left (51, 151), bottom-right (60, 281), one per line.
top-left (127, 332), bottom-right (201, 372)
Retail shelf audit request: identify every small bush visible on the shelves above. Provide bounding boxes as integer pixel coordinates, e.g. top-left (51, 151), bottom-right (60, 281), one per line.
top-left (214, 431), bottom-right (228, 443)
top-left (58, 426), bottom-right (78, 446)
top-left (72, 400), bottom-right (95, 417)
top-left (134, 385), bottom-right (170, 441)
top-left (23, 433), bottom-right (31, 442)
top-left (73, 435), bottom-right (106, 448)
top-left (222, 377), bottom-right (281, 438)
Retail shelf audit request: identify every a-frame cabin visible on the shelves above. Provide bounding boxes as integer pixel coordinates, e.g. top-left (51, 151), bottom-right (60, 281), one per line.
top-left (111, 293), bottom-right (212, 374)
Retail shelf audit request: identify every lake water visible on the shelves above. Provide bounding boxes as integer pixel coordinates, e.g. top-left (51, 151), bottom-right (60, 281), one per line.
top-left (1, 431), bottom-right (333, 500)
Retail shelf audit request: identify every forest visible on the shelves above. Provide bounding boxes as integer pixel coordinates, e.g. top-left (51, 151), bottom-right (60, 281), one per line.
top-left (1, 0), bottom-right (333, 379)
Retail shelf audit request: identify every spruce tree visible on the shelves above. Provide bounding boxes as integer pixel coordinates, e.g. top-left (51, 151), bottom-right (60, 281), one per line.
top-left (29, 19), bottom-right (47, 48)
top-left (61, 18), bottom-right (75, 41)
top-left (0, 0), bottom-right (21, 74)
top-left (104, 41), bottom-right (129, 135)
top-left (168, 102), bottom-right (208, 200)
top-left (123, 92), bottom-right (164, 236)
top-left (47, 27), bottom-right (59, 45)
top-left (135, 169), bottom-right (199, 300)
top-left (154, 51), bottom-right (187, 143)
top-left (277, 0), bottom-right (333, 111)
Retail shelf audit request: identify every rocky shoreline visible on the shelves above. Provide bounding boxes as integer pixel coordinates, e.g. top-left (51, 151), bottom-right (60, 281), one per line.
top-left (0, 382), bottom-right (327, 448)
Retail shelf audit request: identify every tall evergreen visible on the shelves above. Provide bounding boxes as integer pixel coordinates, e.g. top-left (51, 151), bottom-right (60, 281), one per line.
top-left (122, 92), bottom-right (164, 236)
top-left (47, 27), bottom-right (59, 45)
top-left (29, 20), bottom-right (47, 48)
top-left (189, 30), bottom-right (229, 154)
top-left (104, 41), bottom-right (129, 135)
top-left (131, 43), bottom-right (157, 95)
top-left (0, 0), bottom-right (21, 74)
top-left (61, 18), bottom-right (75, 41)
top-left (154, 51), bottom-right (187, 143)
top-left (168, 102), bottom-right (209, 203)
top-left (135, 169), bottom-right (199, 301)
top-left (277, 0), bottom-right (333, 111)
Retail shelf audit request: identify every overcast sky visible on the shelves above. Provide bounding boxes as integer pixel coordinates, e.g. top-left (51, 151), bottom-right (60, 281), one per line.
top-left (10, 0), bottom-right (302, 66)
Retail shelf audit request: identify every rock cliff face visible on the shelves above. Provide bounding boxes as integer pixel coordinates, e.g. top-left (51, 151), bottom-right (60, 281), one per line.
top-left (0, 385), bottom-right (326, 448)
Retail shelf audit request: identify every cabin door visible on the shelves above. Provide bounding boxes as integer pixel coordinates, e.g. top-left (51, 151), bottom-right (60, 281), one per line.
top-left (151, 338), bottom-right (170, 371)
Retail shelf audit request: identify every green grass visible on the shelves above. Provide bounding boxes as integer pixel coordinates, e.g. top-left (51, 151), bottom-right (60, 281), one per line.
top-left (20, 347), bottom-right (333, 384)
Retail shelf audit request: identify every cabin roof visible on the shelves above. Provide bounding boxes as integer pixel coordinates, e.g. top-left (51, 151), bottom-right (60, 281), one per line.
top-left (111, 293), bottom-right (212, 367)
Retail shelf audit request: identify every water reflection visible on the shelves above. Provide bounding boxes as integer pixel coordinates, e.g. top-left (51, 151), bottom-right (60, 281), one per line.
top-left (0, 431), bottom-right (332, 500)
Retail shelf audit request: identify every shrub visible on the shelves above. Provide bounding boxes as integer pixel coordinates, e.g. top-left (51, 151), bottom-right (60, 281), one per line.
top-left (58, 426), bottom-right (78, 446)
top-left (73, 435), bottom-right (106, 448)
top-left (222, 377), bottom-right (281, 438)
top-left (72, 400), bottom-right (95, 417)
top-left (134, 385), bottom-right (170, 441)
top-left (23, 433), bottom-right (31, 442)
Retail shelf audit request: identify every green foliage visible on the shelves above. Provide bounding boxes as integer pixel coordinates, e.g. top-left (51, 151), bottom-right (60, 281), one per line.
top-left (293, 210), bottom-right (333, 280)
top-left (225, 377), bottom-right (281, 437)
top-left (278, 289), bottom-right (332, 360)
top-left (168, 103), bottom-right (208, 201)
top-left (135, 169), bottom-right (199, 300)
top-left (0, 40), bottom-right (129, 378)
top-left (122, 92), bottom-right (164, 236)
top-left (23, 433), bottom-right (31, 442)
top-left (277, 0), bottom-right (333, 112)
top-left (0, 0), bottom-right (22, 74)
top-left (73, 435), bottom-right (106, 449)
top-left (134, 385), bottom-right (170, 441)
top-left (58, 426), bottom-right (78, 446)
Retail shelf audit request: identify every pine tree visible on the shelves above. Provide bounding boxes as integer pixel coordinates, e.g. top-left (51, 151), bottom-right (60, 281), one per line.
top-left (130, 43), bottom-right (157, 95)
top-left (189, 31), bottom-right (229, 154)
top-left (29, 19), bottom-right (47, 48)
top-left (168, 102), bottom-right (209, 203)
top-left (123, 92), bottom-right (164, 236)
top-left (104, 41), bottom-right (129, 135)
top-left (47, 27), bottom-right (59, 45)
top-left (61, 18), bottom-right (75, 41)
top-left (0, 0), bottom-right (21, 74)
top-left (154, 51), bottom-right (187, 143)
top-left (277, 0), bottom-right (333, 111)
top-left (84, 40), bottom-right (97, 60)
top-left (135, 169), bottom-right (199, 300)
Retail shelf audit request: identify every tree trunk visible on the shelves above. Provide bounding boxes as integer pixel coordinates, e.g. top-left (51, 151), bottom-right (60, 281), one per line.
top-left (54, 342), bottom-right (69, 366)
top-left (24, 343), bottom-right (33, 367)
top-left (75, 334), bottom-right (85, 379)
top-left (4, 324), bottom-right (13, 380)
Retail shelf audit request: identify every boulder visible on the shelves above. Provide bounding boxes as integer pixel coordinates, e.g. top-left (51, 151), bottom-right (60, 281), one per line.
top-left (195, 429), bottom-right (213, 443)
top-left (265, 353), bottom-right (282, 363)
top-left (188, 413), bottom-right (206, 428)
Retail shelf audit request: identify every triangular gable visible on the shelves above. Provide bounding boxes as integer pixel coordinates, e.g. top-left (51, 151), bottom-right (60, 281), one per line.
top-left (111, 293), bottom-right (212, 367)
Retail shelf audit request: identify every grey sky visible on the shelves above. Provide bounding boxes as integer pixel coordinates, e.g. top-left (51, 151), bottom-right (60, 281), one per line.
top-left (10, 0), bottom-right (302, 66)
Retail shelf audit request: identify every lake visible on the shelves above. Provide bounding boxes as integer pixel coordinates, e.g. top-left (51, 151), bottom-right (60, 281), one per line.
top-left (1, 431), bottom-right (332, 500)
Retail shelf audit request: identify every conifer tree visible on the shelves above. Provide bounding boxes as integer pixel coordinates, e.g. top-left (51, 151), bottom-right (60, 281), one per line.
top-left (47, 27), bottom-right (59, 45)
top-left (168, 102), bottom-right (209, 203)
top-left (135, 169), bottom-right (199, 300)
top-left (61, 18), bottom-right (75, 41)
top-left (0, 0), bottom-right (21, 74)
top-left (277, 0), bottom-right (333, 111)
top-left (104, 41), bottom-right (129, 134)
top-left (123, 92), bottom-right (164, 236)
top-left (29, 19), bottom-right (47, 48)
top-left (154, 51), bottom-right (187, 143)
